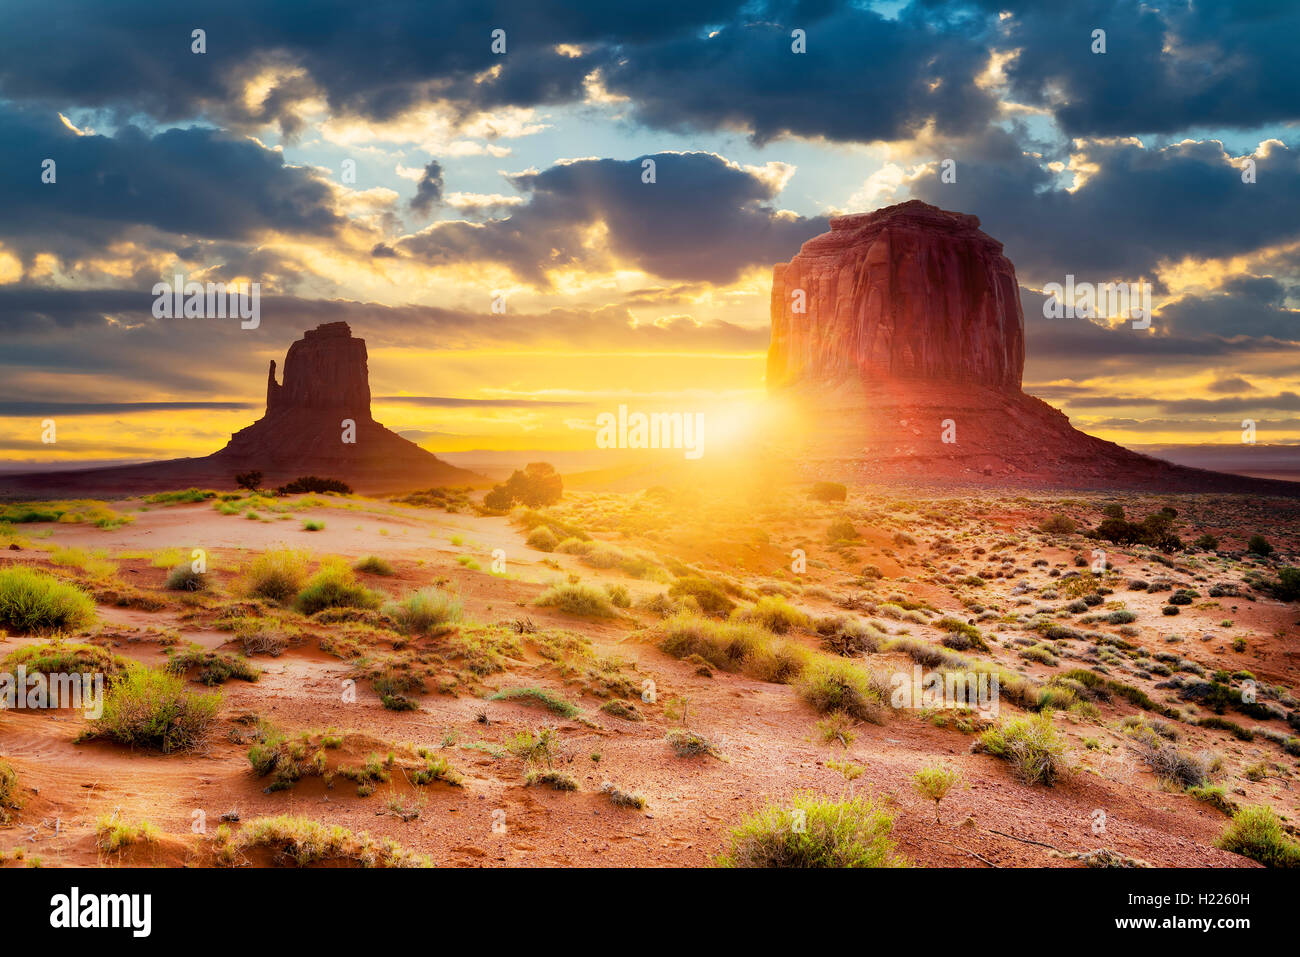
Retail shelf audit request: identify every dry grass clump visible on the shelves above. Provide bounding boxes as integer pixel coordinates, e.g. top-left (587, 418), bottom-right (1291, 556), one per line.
top-left (3, 640), bottom-right (130, 678)
top-left (796, 658), bottom-right (891, 724)
top-left (353, 555), bottom-right (395, 575)
top-left (0, 761), bottom-right (20, 821)
top-left (535, 582), bottom-right (618, 617)
top-left (383, 587), bottom-right (463, 634)
top-left (601, 782), bottom-right (646, 809)
top-left (240, 548), bottom-right (310, 603)
top-left (525, 526), bottom-right (560, 552)
top-left (732, 595), bottom-right (810, 634)
top-left (83, 667), bottom-right (221, 753)
top-left (294, 563), bottom-right (380, 615)
top-left (95, 814), bottom-right (160, 854)
top-left (718, 793), bottom-right (908, 868)
top-left (524, 768), bottom-right (579, 791)
top-left (0, 566), bottom-right (96, 634)
top-left (974, 713), bottom-right (1068, 786)
top-left (666, 728), bottom-right (718, 757)
top-left (1215, 805), bottom-right (1300, 868)
top-left (218, 815), bottom-right (431, 868)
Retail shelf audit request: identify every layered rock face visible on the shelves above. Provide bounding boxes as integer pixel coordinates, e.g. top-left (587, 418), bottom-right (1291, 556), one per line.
top-left (768, 201), bottom-right (1024, 392)
top-left (766, 201), bottom-right (1295, 492)
top-left (209, 322), bottom-right (477, 491)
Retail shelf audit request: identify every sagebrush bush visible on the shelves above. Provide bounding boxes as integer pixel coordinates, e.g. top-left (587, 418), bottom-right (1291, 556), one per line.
top-left (0, 566), bottom-right (96, 633)
top-left (383, 587), bottom-right (463, 633)
top-left (719, 793), bottom-right (907, 868)
top-left (87, 667), bottom-right (221, 753)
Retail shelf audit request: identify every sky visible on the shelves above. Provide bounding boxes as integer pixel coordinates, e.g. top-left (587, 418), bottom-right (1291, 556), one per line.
top-left (1, 0), bottom-right (1299, 464)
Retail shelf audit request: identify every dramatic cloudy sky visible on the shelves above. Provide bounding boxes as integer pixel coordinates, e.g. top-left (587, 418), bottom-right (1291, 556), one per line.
top-left (1, 0), bottom-right (1298, 463)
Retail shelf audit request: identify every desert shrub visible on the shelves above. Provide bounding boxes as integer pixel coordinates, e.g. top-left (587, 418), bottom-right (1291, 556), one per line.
top-left (235, 471), bottom-right (262, 491)
top-left (743, 639), bottom-right (815, 684)
top-left (3, 641), bottom-right (130, 679)
top-left (975, 713), bottom-right (1067, 786)
top-left (223, 815), bottom-right (430, 868)
top-left (1128, 730), bottom-right (1215, 788)
top-left (1269, 567), bottom-right (1300, 602)
top-left (666, 728), bottom-right (717, 757)
top-left (95, 815), bottom-right (160, 854)
top-left (657, 613), bottom-right (767, 671)
top-left (1246, 535), bottom-right (1273, 557)
top-left (489, 686), bottom-right (579, 718)
top-left (599, 699), bottom-right (642, 721)
top-left (383, 587), bottom-right (463, 633)
top-left (936, 617), bottom-right (989, 652)
top-left (796, 658), bottom-right (889, 724)
top-left (718, 793), bottom-right (907, 868)
top-left (164, 562), bottom-right (206, 591)
top-left (0, 566), bottom-right (96, 634)
top-left (733, 595), bottom-right (810, 635)
top-left (484, 463), bottom-right (563, 511)
top-left (277, 476), bottom-right (352, 495)
top-left (241, 548), bottom-right (310, 603)
top-left (294, 565), bottom-right (380, 616)
top-left (525, 525), bottom-right (560, 552)
top-left (668, 576), bottom-right (734, 617)
top-left (525, 769), bottom-right (579, 791)
top-left (0, 761), bottom-right (19, 821)
top-left (87, 667), bottom-right (221, 753)
top-left (601, 783), bottom-right (646, 809)
top-left (913, 763), bottom-right (961, 823)
top-left (167, 645), bottom-right (260, 685)
top-left (1215, 806), bottom-right (1300, 868)
top-left (826, 519), bottom-right (858, 542)
top-left (809, 481), bottom-right (848, 502)
top-left (604, 583), bottom-right (631, 608)
top-left (1188, 784), bottom-right (1236, 815)
top-left (535, 582), bottom-right (617, 617)
top-left (1039, 514), bottom-right (1077, 534)
top-left (819, 617), bottom-right (886, 656)
top-left (353, 555), bottom-right (394, 575)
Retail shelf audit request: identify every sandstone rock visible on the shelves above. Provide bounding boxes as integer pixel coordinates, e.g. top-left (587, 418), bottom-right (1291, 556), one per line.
top-left (211, 322), bottom-right (476, 491)
top-left (766, 201), bottom-right (1299, 493)
top-left (768, 200), bottom-right (1023, 392)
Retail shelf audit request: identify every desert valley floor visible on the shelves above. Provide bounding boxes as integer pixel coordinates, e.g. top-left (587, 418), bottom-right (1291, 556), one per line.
top-left (0, 484), bottom-right (1297, 868)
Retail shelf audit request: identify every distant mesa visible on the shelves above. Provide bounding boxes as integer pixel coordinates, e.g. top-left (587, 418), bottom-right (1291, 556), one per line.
top-left (0, 322), bottom-right (478, 497)
top-left (209, 321), bottom-right (475, 490)
top-left (769, 199), bottom-right (1299, 494)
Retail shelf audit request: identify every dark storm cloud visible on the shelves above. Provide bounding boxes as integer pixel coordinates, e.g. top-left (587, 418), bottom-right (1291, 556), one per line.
top-left (0, 105), bottom-right (343, 260)
top-left (912, 134), bottom-right (1300, 287)
top-left (939, 0), bottom-right (1300, 137)
top-left (0, 0), bottom-right (746, 132)
top-left (410, 161), bottom-right (445, 215)
top-left (600, 4), bottom-right (999, 145)
top-left (394, 152), bottom-right (829, 284)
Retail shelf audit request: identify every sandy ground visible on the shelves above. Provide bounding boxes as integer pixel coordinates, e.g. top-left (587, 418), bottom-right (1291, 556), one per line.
top-left (0, 488), bottom-right (1296, 868)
